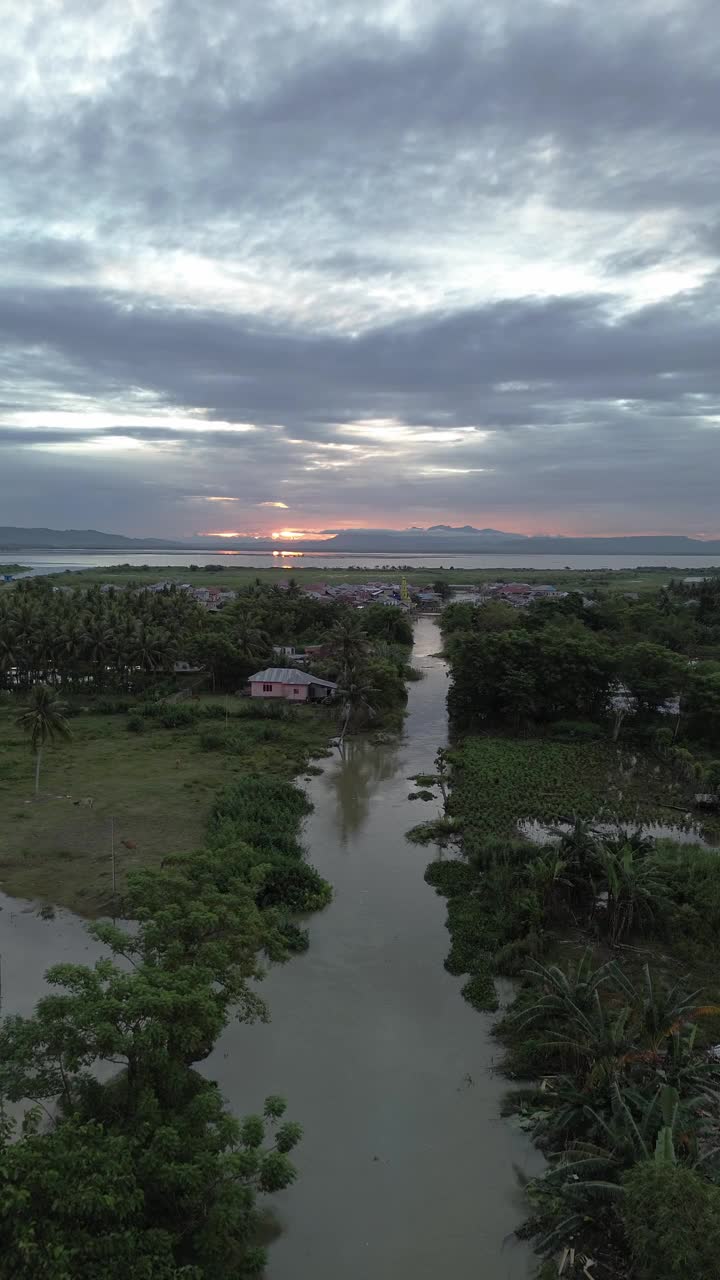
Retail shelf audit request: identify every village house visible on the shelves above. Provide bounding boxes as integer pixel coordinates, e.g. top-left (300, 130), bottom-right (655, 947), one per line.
top-left (246, 667), bottom-right (338, 702)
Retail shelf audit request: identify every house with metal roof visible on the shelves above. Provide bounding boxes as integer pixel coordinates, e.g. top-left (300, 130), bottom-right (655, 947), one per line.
top-left (247, 667), bottom-right (338, 701)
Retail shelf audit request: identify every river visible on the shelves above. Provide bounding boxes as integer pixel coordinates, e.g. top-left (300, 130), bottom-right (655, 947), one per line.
top-left (0, 616), bottom-right (537, 1277)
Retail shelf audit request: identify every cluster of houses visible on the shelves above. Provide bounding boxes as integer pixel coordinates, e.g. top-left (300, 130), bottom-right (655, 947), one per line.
top-left (107, 581), bottom-right (238, 611)
top-left (300, 581), bottom-right (413, 609)
top-left (474, 582), bottom-right (568, 608)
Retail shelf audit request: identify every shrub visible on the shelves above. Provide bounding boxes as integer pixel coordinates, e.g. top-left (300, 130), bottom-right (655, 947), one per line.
top-left (200, 702), bottom-right (228, 719)
top-left (622, 1162), bottom-right (720, 1279)
top-left (139, 700), bottom-right (167, 718)
top-left (95, 697), bottom-right (133, 715)
top-left (424, 859), bottom-right (477, 898)
top-left (126, 715), bottom-right (145, 734)
top-left (256, 860), bottom-right (332, 913)
top-left (406, 818), bottom-right (459, 845)
top-left (461, 964), bottom-right (499, 1012)
top-left (209, 776), bottom-right (312, 859)
top-left (444, 896), bottom-right (491, 975)
top-left (251, 723), bottom-right (284, 743)
top-left (159, 705), bottom-right (198, 729)
top-left (199, 730), bottom-right (235, 752)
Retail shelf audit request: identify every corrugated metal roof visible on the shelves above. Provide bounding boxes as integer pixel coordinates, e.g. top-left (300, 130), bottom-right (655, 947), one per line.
top-left (247, 667), bottom-right (337, 688)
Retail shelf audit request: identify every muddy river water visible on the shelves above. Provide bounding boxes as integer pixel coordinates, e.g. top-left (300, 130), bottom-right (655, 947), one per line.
top-left (0, 616), bottom-right (537, 1278)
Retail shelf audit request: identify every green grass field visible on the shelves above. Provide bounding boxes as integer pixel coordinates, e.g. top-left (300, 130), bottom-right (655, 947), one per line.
top-left (0, 695), bottom-right (334, 914)
top-left (26, 562), bottom-right (711, 594)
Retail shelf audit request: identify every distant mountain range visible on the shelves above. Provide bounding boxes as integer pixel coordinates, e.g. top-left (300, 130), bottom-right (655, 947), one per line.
top-left (0, 527), bottom-right (177, 550)
top-left (2, 525), bottom-right (720, 556)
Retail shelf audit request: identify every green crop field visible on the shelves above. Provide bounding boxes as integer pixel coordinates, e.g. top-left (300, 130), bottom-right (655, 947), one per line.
top-left (0, 694), bottom-right (333, 914)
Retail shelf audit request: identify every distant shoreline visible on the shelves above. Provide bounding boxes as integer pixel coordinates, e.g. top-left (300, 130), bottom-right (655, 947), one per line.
top-left (5, 546), bottom-right (720, 560)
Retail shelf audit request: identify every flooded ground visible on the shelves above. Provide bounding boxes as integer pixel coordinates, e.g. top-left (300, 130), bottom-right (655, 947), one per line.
top-left (0, 617), bottom-right (537, 1278)
top-left (519, 817), bottom-right (717, 848)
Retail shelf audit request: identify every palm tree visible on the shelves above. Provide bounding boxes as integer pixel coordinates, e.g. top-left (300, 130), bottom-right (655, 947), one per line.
top-left (329, 616), bottom-right (369, 684)
top-left (235, 614), bottom-right (271, 664)
top-left (338, 667), bottom-right (377, 746)
top-left (16, 683), bottom-right (72, 797)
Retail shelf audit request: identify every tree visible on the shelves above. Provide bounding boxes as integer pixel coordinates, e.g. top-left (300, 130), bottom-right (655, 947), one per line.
top-left (16, 683), bottom-right (71, 797)
top-left (362, 603), bottom-right (413, 646)
top-left (234, 613), bottom-right (271, 664)
top-left (447, 628), bottom-right (614, 729)
top-left (0, 841), bottom-right (304, 1279)
top-left (328, 615), bottom-right (369, 683)
top-left (618, 642), bottom-right (687, 713)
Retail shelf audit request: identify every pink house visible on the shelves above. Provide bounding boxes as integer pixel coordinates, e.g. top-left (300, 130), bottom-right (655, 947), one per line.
top-left (247, 667), bottom-right (338, 702)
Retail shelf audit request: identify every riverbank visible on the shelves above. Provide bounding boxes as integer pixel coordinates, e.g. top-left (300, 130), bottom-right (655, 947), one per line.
top-left (421, 735), bottom-right (720, 1277)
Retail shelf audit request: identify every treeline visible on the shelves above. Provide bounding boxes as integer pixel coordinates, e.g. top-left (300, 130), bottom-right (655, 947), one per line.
top-left (444, 589), bottom-right (720, 752)
top-left (0, 579), bottom-right (413, 713)
top-left (0, 772), bottom-right (330, 1278)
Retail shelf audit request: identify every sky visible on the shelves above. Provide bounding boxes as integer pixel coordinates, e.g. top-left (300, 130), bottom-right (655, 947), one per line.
top-left (2, 0), bottom-right (719, 540)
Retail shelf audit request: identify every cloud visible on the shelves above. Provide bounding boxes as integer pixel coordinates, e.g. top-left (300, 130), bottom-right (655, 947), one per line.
top-left (1, 0), bottom-right (719, 536)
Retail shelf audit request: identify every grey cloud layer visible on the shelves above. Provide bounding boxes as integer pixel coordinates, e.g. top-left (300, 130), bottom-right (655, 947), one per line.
top-left (1, 0), bottom-right (719, 534)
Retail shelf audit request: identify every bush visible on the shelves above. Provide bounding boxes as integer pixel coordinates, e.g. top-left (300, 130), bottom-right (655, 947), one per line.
top-left (256, 859), bottom-right (332, 913)
top-left (444, 897), bottom-right (491, 975)
top-left (159, 705), bottom-right (198, 729)
top-left (461, 964), bottom-right (498, 1012)
top-left (200, 703), bottom-right (228, 719)
top-left (424, 859), bottom-right (477, 898)
top-left (199, 730), bottom-right (234, 752)
top-left (126, 715), bottom-right (145, 734)
top-left (209, 776), bottom-right (313, 859)
top-left (622, 1162), bottom-right (720, 1279)
top-left (250, 723), bottom-right (284, 743)
top-left (139, 700), bottom-right (167, 718)
top-left (96, 697), bottom-right (133, 715)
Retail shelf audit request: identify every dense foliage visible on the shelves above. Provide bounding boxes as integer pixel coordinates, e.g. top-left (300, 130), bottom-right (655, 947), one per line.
top-left (0, 766), bottom-right (327, 1277)
top-left (0, 669), bottom-right (335, 1276)
top-left (423, 580), bottom-right (720, 1275)
top-left (1, 580), bottom-right (411, 742)
top-left (443, 582), bottom-right (720, 756)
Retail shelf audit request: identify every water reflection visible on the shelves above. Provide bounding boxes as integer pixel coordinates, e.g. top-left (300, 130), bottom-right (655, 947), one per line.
top-left (322, 737), bottom-right (403, 844)
top-left (520, 817), bottom-right (718, 849)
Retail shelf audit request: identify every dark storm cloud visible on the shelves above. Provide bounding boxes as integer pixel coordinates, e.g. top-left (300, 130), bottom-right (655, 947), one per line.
top-left (2, 0), bottom-right (720, 535)
top-left (2, 279), bottom-right (719, 421)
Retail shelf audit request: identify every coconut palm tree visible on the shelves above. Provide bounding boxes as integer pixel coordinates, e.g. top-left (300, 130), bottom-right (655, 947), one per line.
top-left (235, 614), bottom-right (271, 664)
top-left (337, 667), bottom-right (377, 746)
top-left (16, 683), bottom-right (72, 797)
top-left (329, 616), bottom-right (369, 684)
